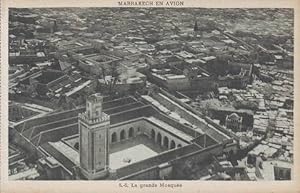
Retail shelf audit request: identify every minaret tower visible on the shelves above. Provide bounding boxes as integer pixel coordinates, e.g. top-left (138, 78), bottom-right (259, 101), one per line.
top-left (79, 93), bottom-right (110, 180)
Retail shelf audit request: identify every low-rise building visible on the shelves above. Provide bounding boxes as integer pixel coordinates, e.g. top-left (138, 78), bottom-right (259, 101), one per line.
top-left (225, 113), bottom-right (243, 132)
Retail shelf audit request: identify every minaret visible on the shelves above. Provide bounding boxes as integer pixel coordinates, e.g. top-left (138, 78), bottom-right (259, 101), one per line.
top-left (78, 93), bottom-right (110, 180)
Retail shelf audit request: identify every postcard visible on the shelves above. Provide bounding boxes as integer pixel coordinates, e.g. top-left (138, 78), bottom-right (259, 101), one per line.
top-left (1, 0), bottom-right (299, 193)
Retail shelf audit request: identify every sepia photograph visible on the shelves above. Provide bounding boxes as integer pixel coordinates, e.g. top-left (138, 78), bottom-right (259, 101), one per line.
top-left (6, 7), bottom-right (295, 181)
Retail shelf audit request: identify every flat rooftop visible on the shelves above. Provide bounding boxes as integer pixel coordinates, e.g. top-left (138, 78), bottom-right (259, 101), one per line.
top-left (259, 160), bottom-right (293, 181)
top-left (82, 54), bottom-right (121, 65)
top-left (49, 141), bottom-right (79, 166)
top-left (9, 103), bottom-right (40, 122)
top-left (35, 70), bottom-right (65, 84)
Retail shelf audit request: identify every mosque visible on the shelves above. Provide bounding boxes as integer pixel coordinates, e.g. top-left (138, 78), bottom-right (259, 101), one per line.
top-left (11, 92), bottom-right (238, 180)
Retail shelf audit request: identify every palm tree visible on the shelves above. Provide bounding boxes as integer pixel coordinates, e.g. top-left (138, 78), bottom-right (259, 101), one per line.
top-left (99, 64), bottom-right (120, 95)
top-left (100, 66), bottom-right (106, 80)
top-left (109, 64), bottom-right (120, 95)
top-left (57, 94), bottom-right (69, 110)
